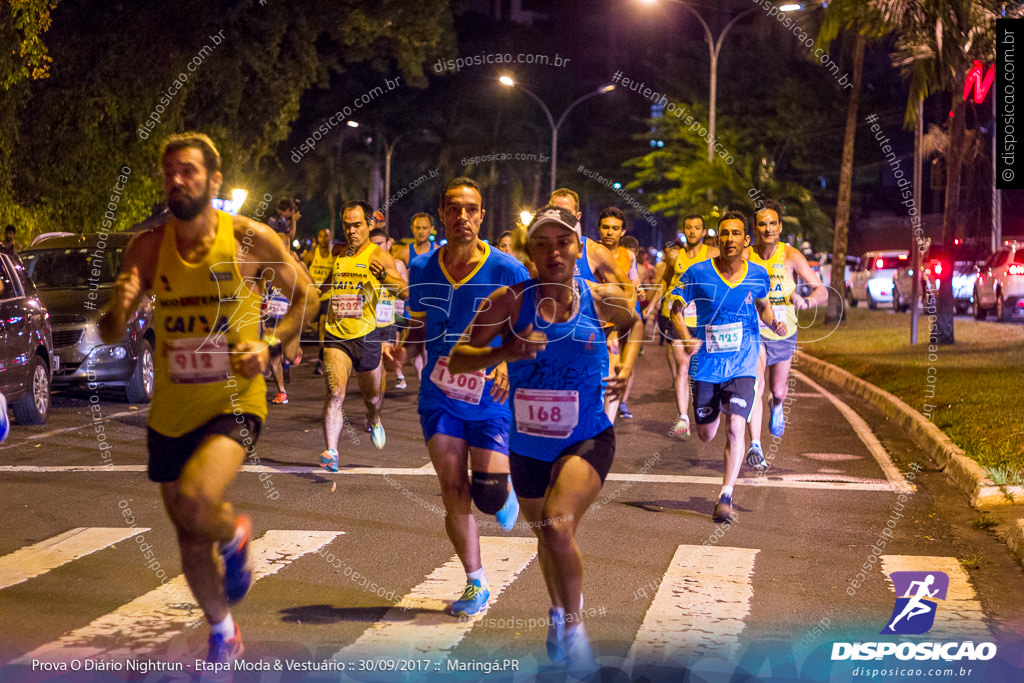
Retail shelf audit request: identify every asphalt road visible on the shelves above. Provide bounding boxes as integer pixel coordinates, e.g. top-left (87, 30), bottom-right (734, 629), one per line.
top-left (1, 333), bottom-right (1023, 683)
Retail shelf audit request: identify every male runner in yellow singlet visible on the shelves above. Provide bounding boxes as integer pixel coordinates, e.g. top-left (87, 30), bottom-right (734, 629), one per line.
top-left (100, 132), bottom-right (317, 664)
top-left (742, 199), bottom-right (827, 470)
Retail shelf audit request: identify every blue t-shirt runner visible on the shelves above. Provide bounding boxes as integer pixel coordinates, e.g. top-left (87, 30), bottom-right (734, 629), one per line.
top-left (407, 242), bottom-right (530, 451)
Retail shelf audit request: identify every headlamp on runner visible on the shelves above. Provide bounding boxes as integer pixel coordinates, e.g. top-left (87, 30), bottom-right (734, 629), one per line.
top-left (526, 205), bottom-right (582, 240)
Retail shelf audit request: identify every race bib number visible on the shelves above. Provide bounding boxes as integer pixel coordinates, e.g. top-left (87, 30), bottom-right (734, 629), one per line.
top-left (266, 296), bottom-right (289, 318)
top-left (375, 299), bottom-right (395, 325)
top-left (394, 298), bottom-right (405, 317)
top-left (429, 356), bottom-right (486, 404)
top-left (706, 321), bottom-right (743, 353)
top-left (331, 293), bottom-right (363, 319)
top-left (514, 389), bottom-right (579, 439)
top-left (167, 337), bottom-right (231, 384)
top-left (683, 300), bottom-right (697, 321)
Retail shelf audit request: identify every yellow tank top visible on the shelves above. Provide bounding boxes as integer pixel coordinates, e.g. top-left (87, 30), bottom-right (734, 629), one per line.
top-left (323, 241), bottom-right (379, 339)
top-left (747, 243), bottom-right (797, 340)
top-left (308, 247), bottom-right (334, 285)
top-left (149, 211), bottom-right (267, 437)
top-left (662, 243), bottom-right (708, 327)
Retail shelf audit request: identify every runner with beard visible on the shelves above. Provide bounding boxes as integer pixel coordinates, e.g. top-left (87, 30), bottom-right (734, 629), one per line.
top-left (99, 132), bottom-right (317, 664)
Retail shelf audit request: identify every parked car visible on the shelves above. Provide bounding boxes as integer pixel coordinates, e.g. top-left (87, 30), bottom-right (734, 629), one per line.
top-left (0, 244), bottom-right (54, 425)
top-left (848, 250), bottom-right (908, 309)
top-left (892, 245), bottom-right (982, 314)
top-left (973, 241), bottom-right (1024, 322)
top-left (816, 253), bottom-right (859, 295)
top-left (20, 233), bottom-right (155, 402)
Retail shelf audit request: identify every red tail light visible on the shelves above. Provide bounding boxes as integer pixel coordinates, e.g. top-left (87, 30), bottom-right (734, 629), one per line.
top-left (875, 258), bottom-right (884, 269)
top-left (1009, 264), bottom-right (1024, 276)
top-left (934, 262), bottom-right (943, 276)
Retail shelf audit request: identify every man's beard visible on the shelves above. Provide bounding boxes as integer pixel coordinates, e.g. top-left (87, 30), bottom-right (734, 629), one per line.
top-left (167, 183), bottom-right (213, 221)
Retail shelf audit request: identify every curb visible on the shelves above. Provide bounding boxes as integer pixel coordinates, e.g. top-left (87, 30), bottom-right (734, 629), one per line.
top-left (795, 351), bottom-right (1024, 509)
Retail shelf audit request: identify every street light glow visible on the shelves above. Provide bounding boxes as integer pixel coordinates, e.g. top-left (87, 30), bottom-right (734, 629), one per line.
top-left (519, 210), bottom-right (533, 225)
top-left (599, 85), bottom-right (615, 94)
top-left (779, 3), bottom-right (803, 11)
top-left (346, 120), bottom-right (360, 128)
top-left (231, 189), bottom-right (247, 208)
top-left (499, 75), bottom-right (515, 87)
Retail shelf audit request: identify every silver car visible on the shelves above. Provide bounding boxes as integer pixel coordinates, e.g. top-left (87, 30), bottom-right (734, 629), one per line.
top-left (848, 250), bottom-right (908, 309)
top-left (20, 233), bottom-right (155, 403)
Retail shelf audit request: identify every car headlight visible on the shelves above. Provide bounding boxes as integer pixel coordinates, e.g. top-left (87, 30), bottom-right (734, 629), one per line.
top-left (87, 344), bottom-right (128, 363)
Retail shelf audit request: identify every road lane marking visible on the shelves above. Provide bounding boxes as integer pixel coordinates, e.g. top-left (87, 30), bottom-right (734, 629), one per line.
top-left (880, 555), bottom-right (992, 641)
top-left (0, 465), bottom-right (903, 492)
top-left (336, 536), bottom-right (536, 659)
top-left (0, 527), bottom-right (150, 590)
top-left (0, 408), bottom-right (151, 450)
top-left (10, 530), bottom-right (342, 663)
top-left (627, 545), bottom-right (758, 664)
top-left (791, 371), bottom-right (914, 492)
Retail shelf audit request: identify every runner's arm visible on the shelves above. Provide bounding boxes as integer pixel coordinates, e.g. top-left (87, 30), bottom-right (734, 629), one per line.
top-left (99, 230), bottom-right (158, 344)
top-left (370, 248), bottom-right (409, 299)
top-left (448, 286), bottom-right (532, 374)
top-left (593, 282), bottom-right (642, 398)
top-left (755, 295), bottom-right (787, 337)
top-left (787, 246), bottom-right (828, 309)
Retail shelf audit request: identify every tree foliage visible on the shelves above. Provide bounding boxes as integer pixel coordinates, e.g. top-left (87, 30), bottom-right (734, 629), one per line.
top-left (1, 0), bottom-right (453, 238)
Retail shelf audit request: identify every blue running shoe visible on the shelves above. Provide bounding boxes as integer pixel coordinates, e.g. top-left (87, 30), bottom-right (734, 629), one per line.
top-left (564, 624), bottom-right (596, 675)
top-left (370, 421), bottom-right (386, 450)
top-left (0, 392), bottom-right (9, 444)
top-left (618, 403), bottom-right (633, 419)
top-left (713, 494), bottom-right (734, 523)
top-left (745, 442), bottom-right (768, 471)
top-left (547, 608), bottom-right (566, 664)
top-left (495, 481), bottom-right (519, 531)
top-left (206, 622), bottom-right (244, 666)
top-left (221, 516), bottom-right (253, 603)
top-left (449, 579), bottom-right (490, 617)
top-left (319, 449), bottom-right (338, 473)
top-left (769, 401), bottom-right (786, 437)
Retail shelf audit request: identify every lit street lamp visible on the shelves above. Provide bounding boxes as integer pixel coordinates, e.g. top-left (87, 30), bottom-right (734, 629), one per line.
top-left (499, 76), bottom-right (615, 194)
top-left (639, 0), bottom-right (800, 163)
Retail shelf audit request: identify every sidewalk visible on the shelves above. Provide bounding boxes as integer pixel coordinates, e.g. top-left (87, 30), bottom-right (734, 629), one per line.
top-left (795, 307), bottom-right (1024, 564)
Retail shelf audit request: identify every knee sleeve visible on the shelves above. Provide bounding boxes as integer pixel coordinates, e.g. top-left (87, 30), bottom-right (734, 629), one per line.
top-left (471, 472), bottom-right (509, 515)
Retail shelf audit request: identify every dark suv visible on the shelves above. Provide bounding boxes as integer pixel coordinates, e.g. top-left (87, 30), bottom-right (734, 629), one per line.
top-left (0, 245), bottom-right (54, 425)
top-left (20, 233), bottom-right (155, 403)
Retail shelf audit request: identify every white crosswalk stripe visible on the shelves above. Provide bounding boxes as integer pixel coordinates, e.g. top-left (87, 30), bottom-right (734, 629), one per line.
top-left (0, 527), bottom-right (150, 591)
top-left (10, 530), bottom-right (342, 664)
top-left (338, 536), bottom-right (537, 659)
top-left (2, 526), bottom-right (1000, 668)
top-left (627, 545), bottom-right (759, 664)
top-left (880, 555), bottom-right (993, 641)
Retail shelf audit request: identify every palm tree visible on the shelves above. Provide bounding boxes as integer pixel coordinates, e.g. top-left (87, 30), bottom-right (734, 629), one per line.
top-left (818, 1), bottom-right (894, 323)
top-left (884, 0), bottom-right (1018, 343)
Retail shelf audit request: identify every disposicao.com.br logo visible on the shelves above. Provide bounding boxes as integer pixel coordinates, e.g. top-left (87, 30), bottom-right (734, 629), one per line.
top-left (831, 571), bottom-right (997, 663)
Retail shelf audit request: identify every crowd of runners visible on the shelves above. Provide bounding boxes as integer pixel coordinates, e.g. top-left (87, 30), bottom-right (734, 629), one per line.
top-left (99, 132), bottom-right (827, 675)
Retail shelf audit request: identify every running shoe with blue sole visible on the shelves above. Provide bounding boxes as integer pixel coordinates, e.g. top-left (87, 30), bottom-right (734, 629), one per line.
top-left (319, 449), bottom-right (339, 473)
top-left (495, 481), bottom-right (519, 531)
top-left (745, 442), bottom-right (768, 471)
top-left (206, 623), bottom-right (244, 664)
top-left (370, 421), bottom-right (386, 450)
top-left (547, 608), bottom-right (566, 664)
top-left (221, 515), bottom-right (252, 603)
top-left (769, 401), bottom-right (786, 437)
top-left (449, 579), bottom-right (490, 617)
top-left (564, 624), bottom-right (596, 675)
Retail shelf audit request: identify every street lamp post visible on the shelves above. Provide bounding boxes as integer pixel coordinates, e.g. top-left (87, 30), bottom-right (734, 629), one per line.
top-left (499, 76), bottom-right (614, 194)
top-left (641, 1), bottom-right (800, 163)
top-left (383, 132), bottom-right (407, 230)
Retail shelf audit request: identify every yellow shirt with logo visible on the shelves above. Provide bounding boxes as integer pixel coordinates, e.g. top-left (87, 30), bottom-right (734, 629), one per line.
top-left (747, 243), bottom-right (797, 341)
top-left (663, 243), bottom-right (709, 328)
top-left (149, 210), bottom-right (267, 437)
top-left (308, 246), bottom-right (334, 286)
top-left (323, 242), bottom-right (379, 339)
